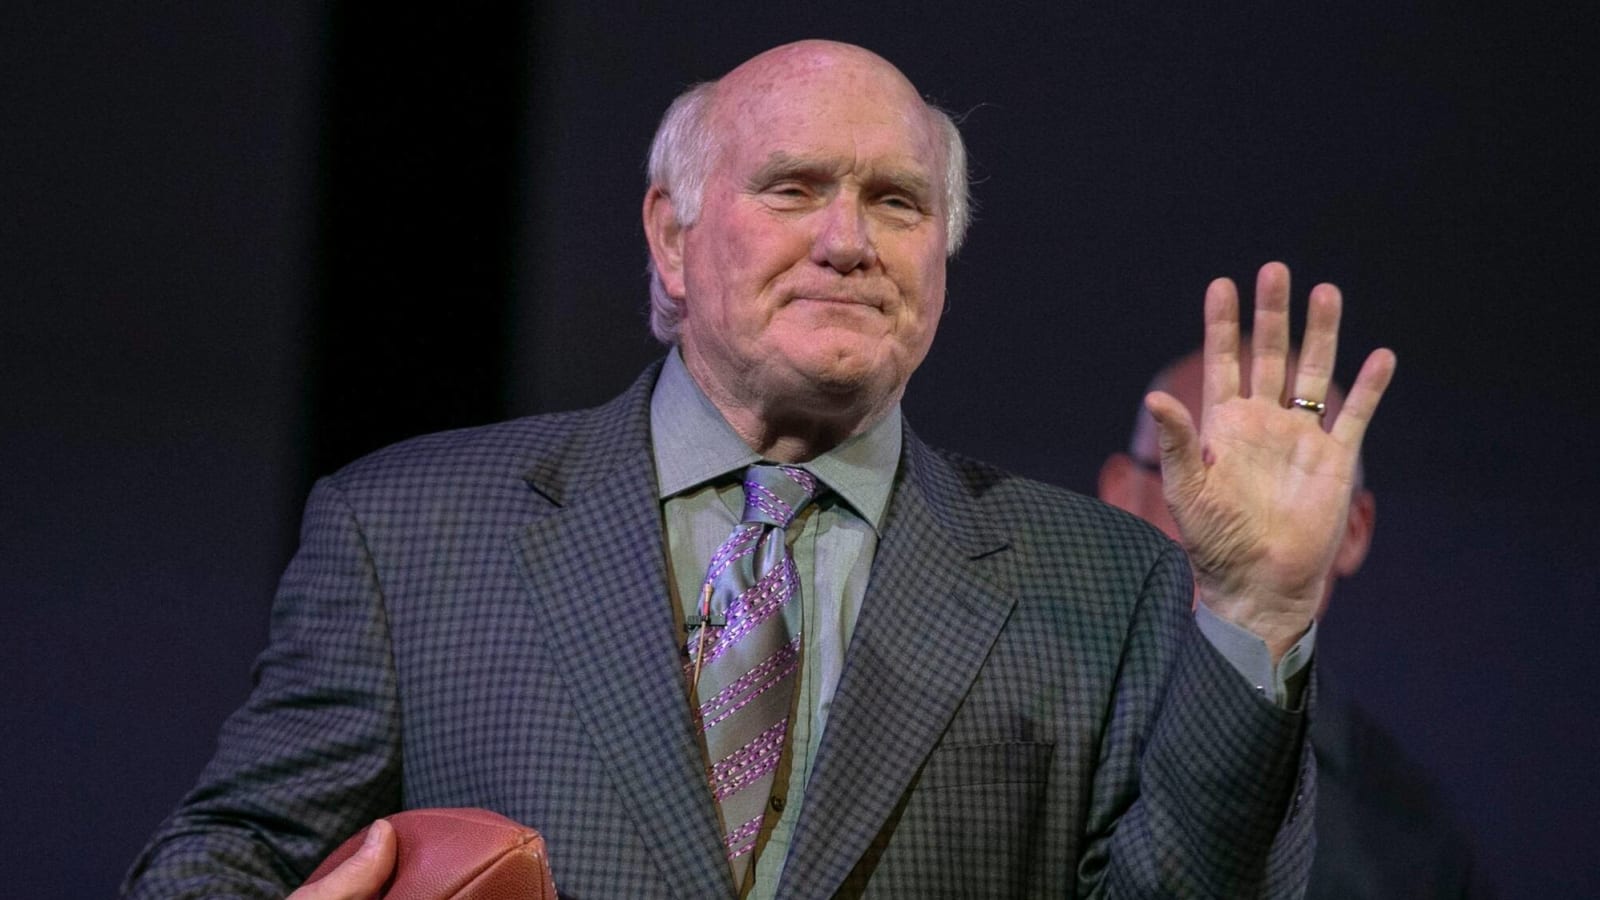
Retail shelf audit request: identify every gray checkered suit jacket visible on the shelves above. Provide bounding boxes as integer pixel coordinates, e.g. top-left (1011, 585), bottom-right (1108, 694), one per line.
top-left (126, 361), bottom-right (1314, 898)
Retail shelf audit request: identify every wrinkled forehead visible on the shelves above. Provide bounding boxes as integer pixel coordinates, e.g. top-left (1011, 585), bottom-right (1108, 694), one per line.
top-left (708, 45), bottom-right (945, 171)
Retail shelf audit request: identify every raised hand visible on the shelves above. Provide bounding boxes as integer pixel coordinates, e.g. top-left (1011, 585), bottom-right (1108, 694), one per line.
top-left (1145, 262), bottom-right (1396, 660)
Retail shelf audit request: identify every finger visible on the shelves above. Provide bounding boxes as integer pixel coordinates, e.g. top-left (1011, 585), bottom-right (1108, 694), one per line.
top-left (292, 819), bottom-right (396, 900)
top-left (1250, 262), bottom-right (1292, 403)
top-left (1202, 276), bottom-right (1243, 417)
top-left (1144, 389), bottom-right (1203, 507)
top-left (1291, 281), bottom-right (1342, 427)
top-left (1329, 348), bottom-right (1397, 450)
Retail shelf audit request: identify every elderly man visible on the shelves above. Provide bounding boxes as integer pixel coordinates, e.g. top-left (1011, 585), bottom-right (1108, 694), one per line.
top-left (126, 40), bottom-right (1394, 898)
top-left (1100, 348), bottom-right (1493, 898)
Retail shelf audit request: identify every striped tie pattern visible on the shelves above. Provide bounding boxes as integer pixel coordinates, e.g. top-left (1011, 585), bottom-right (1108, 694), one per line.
top-left (687, 464), bottom-right (819, 884)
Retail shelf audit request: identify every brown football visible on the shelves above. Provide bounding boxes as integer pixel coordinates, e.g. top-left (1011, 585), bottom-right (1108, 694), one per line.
top-left (305, 807), bottom-right (556, 900)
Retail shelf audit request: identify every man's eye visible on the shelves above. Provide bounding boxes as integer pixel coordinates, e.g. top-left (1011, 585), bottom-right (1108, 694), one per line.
top-left (878, 195), bottom-right (927, 219)
top-left (761, 183), bottom-right (817, 210)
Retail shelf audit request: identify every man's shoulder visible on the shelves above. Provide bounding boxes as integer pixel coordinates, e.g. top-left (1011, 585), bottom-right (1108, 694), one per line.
top-left (328, 410), bottom-right (586, 484)
top-left (322, 366), bottom-right (658, 504)
top-left (911, 439), bottom-right (1178, 562)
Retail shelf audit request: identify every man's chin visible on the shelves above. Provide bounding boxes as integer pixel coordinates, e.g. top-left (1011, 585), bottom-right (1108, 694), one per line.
top-left (775, 355), bottom-right (906, 424)
top-left (786, 345), bottom-right (886, 391)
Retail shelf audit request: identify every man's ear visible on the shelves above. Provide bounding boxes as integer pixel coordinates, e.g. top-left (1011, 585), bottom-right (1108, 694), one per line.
top-left (1332, 487), bottom-right (1376, 578)
top-left (643, 186), bottom-right (687, 299)
top-left (1097, 453), bottom-right (1140, 512)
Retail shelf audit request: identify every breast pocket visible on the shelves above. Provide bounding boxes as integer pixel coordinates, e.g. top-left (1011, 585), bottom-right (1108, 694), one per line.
top-left (854, 741), bottom-right (1056, 897)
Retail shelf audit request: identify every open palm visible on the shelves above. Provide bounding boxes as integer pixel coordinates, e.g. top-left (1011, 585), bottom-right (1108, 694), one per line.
top-left (1146, 262), bottom-right (1396, 658)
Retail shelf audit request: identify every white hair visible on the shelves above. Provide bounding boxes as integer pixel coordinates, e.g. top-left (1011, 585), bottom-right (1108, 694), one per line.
top-left (644, 81), bottom-right (973, 344)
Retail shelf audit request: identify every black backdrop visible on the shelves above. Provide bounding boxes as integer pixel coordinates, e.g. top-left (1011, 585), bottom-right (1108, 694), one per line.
top-left (4, 3), bottom-right (1595, 897)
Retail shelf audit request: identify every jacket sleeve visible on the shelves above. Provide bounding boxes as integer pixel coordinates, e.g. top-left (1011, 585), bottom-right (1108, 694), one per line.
top-left (122, 477), bottom-right (403, 899)
top-left (1083, 540), bottom-right (1316, 899)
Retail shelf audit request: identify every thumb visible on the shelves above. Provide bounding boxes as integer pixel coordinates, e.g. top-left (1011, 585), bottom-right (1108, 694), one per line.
top-left (1144, 390), bottom-right (1203, 507)
top-left (291, 818), bottom-right (397, 900)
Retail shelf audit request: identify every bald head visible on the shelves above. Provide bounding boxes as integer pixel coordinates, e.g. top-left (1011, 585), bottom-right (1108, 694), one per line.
top-left (704, 41), bottom-right (968, 243)
top-left (718, 41), bottom-right (926, 120)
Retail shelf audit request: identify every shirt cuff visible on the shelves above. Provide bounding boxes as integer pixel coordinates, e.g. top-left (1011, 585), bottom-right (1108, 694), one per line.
top-left (1193, 604), bottom-right (1316, 708)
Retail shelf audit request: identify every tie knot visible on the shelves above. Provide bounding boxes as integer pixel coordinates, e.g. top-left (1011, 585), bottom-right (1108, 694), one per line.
top-left (741, 465), bottom-right (820, 528)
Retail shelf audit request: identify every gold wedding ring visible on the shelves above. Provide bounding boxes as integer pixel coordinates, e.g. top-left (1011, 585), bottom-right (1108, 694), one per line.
top-left (1288, 397), bottom-right (1327, 417)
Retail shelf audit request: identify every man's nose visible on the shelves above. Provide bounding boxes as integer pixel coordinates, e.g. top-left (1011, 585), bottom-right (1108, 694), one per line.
top-left (811, 194), bottom-right (878, 273)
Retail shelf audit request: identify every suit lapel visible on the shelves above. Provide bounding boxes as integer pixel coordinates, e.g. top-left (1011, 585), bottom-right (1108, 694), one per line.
top-left (778, 433), bottom-right (1015, 899)
top-left (509, 367), bottom-right (733, 899)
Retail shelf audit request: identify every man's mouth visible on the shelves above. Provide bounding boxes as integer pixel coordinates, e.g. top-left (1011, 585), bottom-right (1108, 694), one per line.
top-left (790, 292), bottom-right (882, 310)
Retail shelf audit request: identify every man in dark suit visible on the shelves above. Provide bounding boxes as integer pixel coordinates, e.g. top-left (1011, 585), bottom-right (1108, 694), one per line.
top-left (126, 40), bottom-right (1396, 898)
top-left (1100, 348), bottom-right (1493, 898)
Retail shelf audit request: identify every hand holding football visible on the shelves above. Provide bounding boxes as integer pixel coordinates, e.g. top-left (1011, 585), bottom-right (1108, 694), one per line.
top-left (302, 808), bottom-right (556, 900)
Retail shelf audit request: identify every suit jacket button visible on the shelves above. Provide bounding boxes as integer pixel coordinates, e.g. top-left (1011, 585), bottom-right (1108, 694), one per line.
top-left (770, 796), bottom-right (786, 812)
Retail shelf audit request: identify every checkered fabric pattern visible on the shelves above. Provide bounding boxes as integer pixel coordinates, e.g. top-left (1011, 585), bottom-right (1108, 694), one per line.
top-left (124, 360), bottom-right (1314, 899)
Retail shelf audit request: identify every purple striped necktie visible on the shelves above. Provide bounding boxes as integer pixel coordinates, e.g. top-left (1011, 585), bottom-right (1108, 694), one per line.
top-left (687, 463), bottom-right (820, 885)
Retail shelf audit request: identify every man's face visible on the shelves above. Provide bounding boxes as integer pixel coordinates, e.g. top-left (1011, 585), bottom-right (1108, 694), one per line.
top-left (662, 44), bottom-right (949, 430)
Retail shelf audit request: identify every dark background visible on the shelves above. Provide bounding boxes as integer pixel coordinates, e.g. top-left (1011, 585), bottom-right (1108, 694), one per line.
top-left (4, 3), bottom-right (1595, 897)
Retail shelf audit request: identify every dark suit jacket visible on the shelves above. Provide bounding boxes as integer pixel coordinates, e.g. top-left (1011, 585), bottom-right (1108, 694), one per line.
top-left (1307, 674), bottom-right (1494, 899)
top-left (126, 362), bottom-right (1314, 898)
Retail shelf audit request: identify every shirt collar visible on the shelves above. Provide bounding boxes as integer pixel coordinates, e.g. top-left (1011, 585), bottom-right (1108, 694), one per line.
top-left (650, 348), bottom-right (901, 532)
